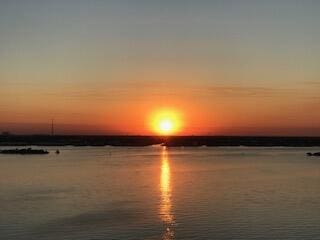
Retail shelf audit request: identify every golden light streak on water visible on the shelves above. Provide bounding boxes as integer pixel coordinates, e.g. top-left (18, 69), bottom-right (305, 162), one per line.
top-left (160, 146), bottom-right (175, 240)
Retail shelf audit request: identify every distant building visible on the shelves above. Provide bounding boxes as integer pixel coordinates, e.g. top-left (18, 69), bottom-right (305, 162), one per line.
top-left (1, 131), bottom-right (11, 136)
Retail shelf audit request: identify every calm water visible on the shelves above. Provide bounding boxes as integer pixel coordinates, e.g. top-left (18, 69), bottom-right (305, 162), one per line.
top-left (1, 146), bottom-right (320, 240)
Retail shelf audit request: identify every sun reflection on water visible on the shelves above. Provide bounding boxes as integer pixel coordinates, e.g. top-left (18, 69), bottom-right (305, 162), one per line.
top-left (160, 146), bottom-right (175, 240)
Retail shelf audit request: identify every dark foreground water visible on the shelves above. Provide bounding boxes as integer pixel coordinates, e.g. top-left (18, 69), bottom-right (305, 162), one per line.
top-left (1, 146), bottom-right (320, 240)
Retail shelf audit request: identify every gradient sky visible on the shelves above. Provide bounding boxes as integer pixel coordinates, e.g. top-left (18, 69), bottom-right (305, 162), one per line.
top-left (1, 0), bottom-right (320, 135)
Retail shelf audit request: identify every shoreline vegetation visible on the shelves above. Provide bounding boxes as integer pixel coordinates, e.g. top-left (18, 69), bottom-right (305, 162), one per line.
top-left (1, 135), bottom-right (320, 147)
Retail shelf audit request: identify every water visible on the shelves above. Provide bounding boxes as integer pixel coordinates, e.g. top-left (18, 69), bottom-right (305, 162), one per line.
top-left (1, 146), bottom-right (320, 240)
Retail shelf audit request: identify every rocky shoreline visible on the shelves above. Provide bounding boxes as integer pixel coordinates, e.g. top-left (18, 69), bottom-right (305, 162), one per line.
top-left (0, 148), bottom-right (49, 155)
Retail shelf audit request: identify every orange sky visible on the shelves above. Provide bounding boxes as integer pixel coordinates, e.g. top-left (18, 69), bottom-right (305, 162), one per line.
top-left (1, 1), bottom-right (320, 135)
top-left (1, 79), bottom-right (320, 135)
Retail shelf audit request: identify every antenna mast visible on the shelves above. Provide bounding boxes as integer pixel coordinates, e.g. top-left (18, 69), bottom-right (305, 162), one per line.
top-left (51, 119), bottom-right (54, 136)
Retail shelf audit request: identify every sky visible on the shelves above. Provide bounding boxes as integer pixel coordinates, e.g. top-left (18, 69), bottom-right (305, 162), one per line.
top-left (0, 0), bottom-right (320, 135)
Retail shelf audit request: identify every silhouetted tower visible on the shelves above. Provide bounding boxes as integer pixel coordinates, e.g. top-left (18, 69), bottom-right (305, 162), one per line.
top-left (51, 119), bottom-right (54, 136)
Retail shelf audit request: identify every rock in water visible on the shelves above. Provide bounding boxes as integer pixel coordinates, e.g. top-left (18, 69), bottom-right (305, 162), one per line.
top-left (0, 148), bottom-right (49, 155)
top-left (306, 152), bottom-right (320, 156)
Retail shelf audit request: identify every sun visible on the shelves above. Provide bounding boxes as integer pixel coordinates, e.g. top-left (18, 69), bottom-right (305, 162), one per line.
top-left (150, 109), bottom-right (183, 135)
top-left (159, 119), bottom-right (173, 134)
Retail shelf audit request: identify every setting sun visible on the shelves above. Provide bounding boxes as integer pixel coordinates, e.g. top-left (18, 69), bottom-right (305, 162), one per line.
top-left (150, 109), bottom-right (183, 135)
top-left (159, 119), bottom-right (174, 134)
